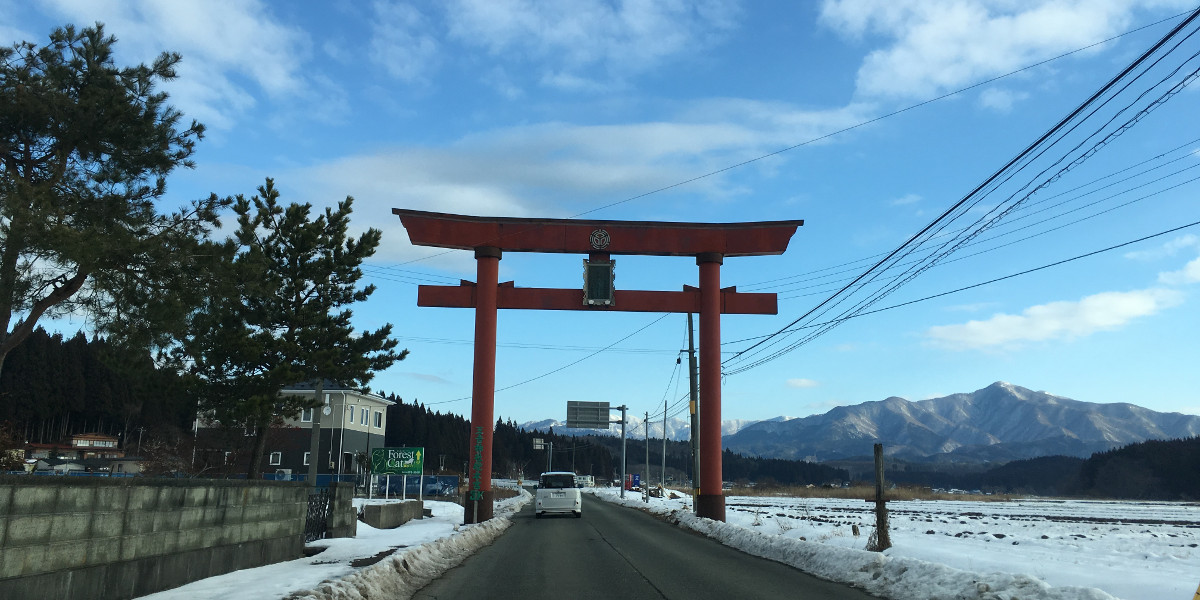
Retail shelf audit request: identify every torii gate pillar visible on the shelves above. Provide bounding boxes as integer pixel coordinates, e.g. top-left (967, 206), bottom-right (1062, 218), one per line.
top-left (696, 252), bottom-right (725, 520)
top-left (467, 246), bottom-right (500, 522)
top-left (393, 209), bottom-right (802, 524)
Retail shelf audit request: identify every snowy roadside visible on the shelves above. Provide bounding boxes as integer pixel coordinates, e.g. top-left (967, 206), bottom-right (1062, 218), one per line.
top-left (136, 486), bottom-right (531, 600)
top-left (590, 488), bottom-right (1122, 600)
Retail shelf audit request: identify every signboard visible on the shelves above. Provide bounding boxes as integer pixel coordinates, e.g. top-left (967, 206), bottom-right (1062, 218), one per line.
top-left (583, 259), bottom-right (615, 306)
top-left (370, 447), bottom-right (424, 475)
top-left (567, 401), bottom-right (611, 429)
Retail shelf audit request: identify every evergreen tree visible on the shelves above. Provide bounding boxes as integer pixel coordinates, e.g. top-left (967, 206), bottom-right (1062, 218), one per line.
top-left (0, 24), bottom-right (228, 374)
top-left (181, 179), bottom-right (406, 478)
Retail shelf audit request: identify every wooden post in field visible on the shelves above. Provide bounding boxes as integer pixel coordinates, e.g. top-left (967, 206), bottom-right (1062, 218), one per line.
top-left (868, 443), bottom-right (892, 551)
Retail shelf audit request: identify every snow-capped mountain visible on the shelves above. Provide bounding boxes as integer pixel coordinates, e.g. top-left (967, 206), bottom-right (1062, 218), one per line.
top-left (519, 414), bottom-right (789, 441)
top-left (723, 382), bottom-right (1200, 463)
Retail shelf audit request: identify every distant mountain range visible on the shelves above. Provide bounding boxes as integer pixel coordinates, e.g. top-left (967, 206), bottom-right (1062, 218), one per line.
top-left (724, 382), bottom-right (1200, 463)
top-left (521, 382), bottom-right (1200, 465)
top-left (519, 415), bottom-right (788, 441)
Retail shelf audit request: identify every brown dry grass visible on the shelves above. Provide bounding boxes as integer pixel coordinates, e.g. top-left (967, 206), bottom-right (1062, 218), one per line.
top-left (672, 484), bottom-right (1011, 503)
top-left (492, 487), bottom-right (521, 500)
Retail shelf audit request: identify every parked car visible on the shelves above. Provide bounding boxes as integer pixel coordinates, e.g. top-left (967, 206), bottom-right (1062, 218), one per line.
top-left (535, 471), bottom-right (582, 518)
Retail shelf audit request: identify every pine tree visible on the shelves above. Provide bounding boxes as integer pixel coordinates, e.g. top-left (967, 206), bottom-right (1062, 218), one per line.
top-left (181, 179), bottom-right (406, 478)
top-left (0, 24), bottom-right (228, 375)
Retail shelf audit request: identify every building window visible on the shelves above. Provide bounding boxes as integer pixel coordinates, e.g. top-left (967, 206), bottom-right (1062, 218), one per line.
top-left (303, 452), bottom-right (310, 466)
top-left (373, 411), bottom-right (383, 428)
top-left (346, 405), bottom-right (355, 425)
top-left (361, 407), bottom-right (368, 425)
top-left (269, 451), bottom-right (282, 466)
top-left (300, 407), bottom-right (314, 423)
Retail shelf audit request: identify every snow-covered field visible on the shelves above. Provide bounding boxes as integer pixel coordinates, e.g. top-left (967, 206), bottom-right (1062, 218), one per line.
top-left (593, 488), bottom-right (1200, 600)
top-left (136, 484), bottom-right (1199, 600)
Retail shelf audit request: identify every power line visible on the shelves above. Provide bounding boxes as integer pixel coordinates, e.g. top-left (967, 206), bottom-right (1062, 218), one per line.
top-left (771, 165), bottom-right (1200, 300)
top-left (738, 138), bottom-right (1200, 293)
top-left (724, 9), bottom-right (1200, 374)
top-left (422, 313), bottom-right (672, 405)
top-left (723, 219), bottom-right (1200, 359)
top-left (382, 10), bottom-right (1196, 275)
top-left (387, 9), bottom-right (1200, 403)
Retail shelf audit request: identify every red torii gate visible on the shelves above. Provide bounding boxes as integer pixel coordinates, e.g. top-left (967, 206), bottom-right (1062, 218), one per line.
top-left (393, 209), bottom-right (802, 523)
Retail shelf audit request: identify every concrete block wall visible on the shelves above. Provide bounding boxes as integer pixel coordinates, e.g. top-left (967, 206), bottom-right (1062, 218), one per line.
top-left (360, 500), bottom-right (424, 529)
top-left (0, 476), bottom-right (308, 600)
top-left (327, 482), bottom-right (357, 539)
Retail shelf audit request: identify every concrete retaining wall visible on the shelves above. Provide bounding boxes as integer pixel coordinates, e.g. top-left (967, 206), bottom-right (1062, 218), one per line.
top-left (328, 482), bottom-right (357, 539)
top-left (0, 475), bottom-right (308, 600)
top-left (360, 500), bottom-right (424, 529)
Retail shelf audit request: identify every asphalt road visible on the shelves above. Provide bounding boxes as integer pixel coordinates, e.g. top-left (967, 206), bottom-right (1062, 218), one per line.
top-left (411, 492), bottom-right (879, 600)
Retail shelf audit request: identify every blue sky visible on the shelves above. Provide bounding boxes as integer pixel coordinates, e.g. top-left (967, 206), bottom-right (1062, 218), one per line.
top-left (7, 1), bottom-right (1200, 425)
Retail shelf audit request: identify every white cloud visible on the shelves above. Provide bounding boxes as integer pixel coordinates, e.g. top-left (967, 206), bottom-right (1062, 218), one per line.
top-left (441, 0), bottom-right (741, 91)
top-left (0, 1), bottom-right (36, 49)
top-left (287, 98), bottom-right (871, 260)
top-left (890, 193), bottom-right (921, 206)
top-left (787, 378), bottom-right (819, 389)
top-left (978, 87), bottom-right (1029, 112)
top-left (38, 0), bottom-right (314, 130)
top-left (818, 0), bottom-right (1187, 101)
top-left (925, 287), bottom-right (1183, 350)
top-left (369, 1), bottom-right (441, 83)
top-left (1159, 255), bottom-right (1200, 286)
top-left (1124, 234), bottom-right (1199, 260)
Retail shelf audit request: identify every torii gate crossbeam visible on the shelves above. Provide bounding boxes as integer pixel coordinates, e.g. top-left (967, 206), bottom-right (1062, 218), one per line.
top-left (393, 209), bottom-right (802, 523)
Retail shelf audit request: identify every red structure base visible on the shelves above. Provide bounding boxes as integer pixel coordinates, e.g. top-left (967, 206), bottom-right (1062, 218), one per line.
top-left (463, 490), bottom-right (495, 524)
top-left (696, 493), bottom-right (726, 521)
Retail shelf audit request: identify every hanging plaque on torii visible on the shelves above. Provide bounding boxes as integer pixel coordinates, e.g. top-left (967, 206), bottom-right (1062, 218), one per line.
top-left (393, 209), bottom-right (802, 524)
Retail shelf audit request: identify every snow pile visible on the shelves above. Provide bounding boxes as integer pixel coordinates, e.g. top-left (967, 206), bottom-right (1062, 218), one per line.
top-left (593, 490), bottom-right (1119, 600)
top-left (286, 489), bottom-right (531, 600)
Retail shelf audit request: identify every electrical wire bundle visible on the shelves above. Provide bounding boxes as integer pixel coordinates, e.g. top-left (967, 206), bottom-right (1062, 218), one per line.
top-left (722, 8), bottom-right (1200, 377)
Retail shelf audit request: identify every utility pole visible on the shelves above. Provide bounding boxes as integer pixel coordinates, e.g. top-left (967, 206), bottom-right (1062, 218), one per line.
top-left (618, 405), bottom-right (627, 499)
top-left (307, 380), bottom-right (325, 488)
top-left (645, 411), bottom-right (650, 487)
top-left (663, 377), bottom-right (669, 487)
top-left (687, 313), bottom-right (700, 509)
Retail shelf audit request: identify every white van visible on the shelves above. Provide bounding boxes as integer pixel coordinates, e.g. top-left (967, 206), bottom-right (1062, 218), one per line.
top-left (535, 471), bottom-right (582, 518)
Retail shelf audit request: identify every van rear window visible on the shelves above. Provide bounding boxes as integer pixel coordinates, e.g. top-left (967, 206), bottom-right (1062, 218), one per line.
top-left (540, 474), bottom-right (576, 489)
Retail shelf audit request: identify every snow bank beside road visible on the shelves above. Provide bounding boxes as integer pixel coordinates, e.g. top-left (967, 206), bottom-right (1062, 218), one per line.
top-left (287, 489), bottom-right (531, 600)
top-left (593, 490), bottom-right (1119, 600)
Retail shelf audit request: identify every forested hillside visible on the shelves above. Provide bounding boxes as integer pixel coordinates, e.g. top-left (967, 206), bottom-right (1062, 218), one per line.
top-left (9, 329), bottom-right (1191, 495)
top-left (1071, 437), bottom-right (1200, 499)
top-left (0, 328), bottom-right (194, 445)
top-left (872, 439), bottom-right (1200, 500)
top-left (0, 328), bottom-right (846, 485)
top-left (382, 396), bottom-right (617, 481)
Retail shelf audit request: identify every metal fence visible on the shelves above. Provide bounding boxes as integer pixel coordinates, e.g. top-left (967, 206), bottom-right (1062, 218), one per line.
top-left (304, 488), bottom-right (332, 543)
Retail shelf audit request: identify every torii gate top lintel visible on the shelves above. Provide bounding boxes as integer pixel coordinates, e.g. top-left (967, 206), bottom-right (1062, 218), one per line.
top-left (392, 208), bottom-right (803, 257)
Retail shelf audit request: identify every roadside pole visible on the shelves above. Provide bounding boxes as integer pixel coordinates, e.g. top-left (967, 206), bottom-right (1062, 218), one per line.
top-left (687, 313), bottom-right (700, 510)
top-left (619, 406), bottom-right (627, 499)
top-left (307, 380), bottom-right (325, 488)
top-left (662, 389), bottom-right (668, 489)
top-left (868, 443), bottom-right (892, 551)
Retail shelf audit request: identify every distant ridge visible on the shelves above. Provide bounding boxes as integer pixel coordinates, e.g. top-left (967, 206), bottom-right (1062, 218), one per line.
top-left (723, 382), bottom-right (1200, 463)
top-left (518, 415), bottom-right (793, 441)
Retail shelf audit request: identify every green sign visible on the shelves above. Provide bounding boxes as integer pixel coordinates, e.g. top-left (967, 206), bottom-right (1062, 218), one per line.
top-left (371, 447), bottom-right (424, 475)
